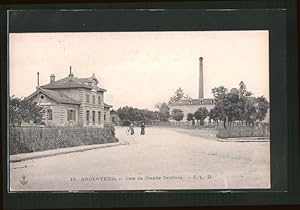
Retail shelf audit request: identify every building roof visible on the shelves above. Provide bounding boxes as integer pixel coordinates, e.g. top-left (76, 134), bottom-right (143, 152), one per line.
top-left (110, 110), bottom-right (118, 115)
top-left (26, 88), bottom-right (81, 105)
top-left (104, 103), bottom-right (113, 108)
top-left (170, 98), bottom-right (215, 106)
top-left (41, 74), bottom-right (106, 92)
top-left (78, 77), bottom-right (98, 84)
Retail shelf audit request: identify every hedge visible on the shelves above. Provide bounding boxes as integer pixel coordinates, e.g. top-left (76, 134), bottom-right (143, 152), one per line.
top-left (9, 124), bottom-right (118, 155)
top-left (216, 124), bottom-right (270, 139)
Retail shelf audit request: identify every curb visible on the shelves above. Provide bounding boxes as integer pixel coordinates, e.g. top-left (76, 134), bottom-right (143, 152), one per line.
top-left (10, 142), bottom-right (122, 163)
top-left (217, 138), bottom-right (270, 142)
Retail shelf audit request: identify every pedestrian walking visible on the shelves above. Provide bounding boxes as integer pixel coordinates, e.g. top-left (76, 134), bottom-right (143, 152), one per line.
top-left (140, 122), bottom-right (145, 135)
top-left (129, 123), bottom-right (134, 135)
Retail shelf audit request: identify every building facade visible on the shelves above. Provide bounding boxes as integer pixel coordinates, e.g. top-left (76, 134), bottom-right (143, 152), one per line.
top-left (170, 99), bottom-right (215, 121)
top-left (26, 70), bottom-right (112, 127)
top-left (110, 110), bottom-right (121, 126)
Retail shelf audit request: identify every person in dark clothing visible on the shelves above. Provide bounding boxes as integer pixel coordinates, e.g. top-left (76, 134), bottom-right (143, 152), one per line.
top-left (140, 123), bottom-right (145, 135)
top-left (129, 123), bottom-right (134, 135)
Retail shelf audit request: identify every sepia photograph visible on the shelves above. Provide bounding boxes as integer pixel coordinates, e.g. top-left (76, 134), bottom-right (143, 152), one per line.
top-left (9, 30), bottom-right (270, 191)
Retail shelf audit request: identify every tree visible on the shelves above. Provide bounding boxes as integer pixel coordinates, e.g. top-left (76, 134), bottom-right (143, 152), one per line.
top-left (187, 113), bottom-right (195, 126)
top-left (256, 96), bottom-right (269, 122)
top-left (194, 107), bottom-right (208, 126)
top-left (226, 88), bottom-right (244, 123)
top-left (238, 81), bottom-right (255, 125)
top-left (141, 109), bottom-right (159, 123)
top-left (182, 94), bottom-right (193, 100)
top-left (155, 102), bottom-right (170, 121)
top-left (243, 97), bottom-right (257, 126)
top-left (171, 109), bottom-right (184, 124)
top-left (239, 81), bottom-right (253, 97)
top-left (168, 88), bottom-right (185, 105)
top-left (9, 96), bottom-right (45, 126)
top-left (208, 107), bottom-right (221, 125)
top-left (212, 86), bottom-right (228, 99)
top-left (214, 88), bottom-right (244, 128)
top-left (187, 113), bottom-right (194, 121)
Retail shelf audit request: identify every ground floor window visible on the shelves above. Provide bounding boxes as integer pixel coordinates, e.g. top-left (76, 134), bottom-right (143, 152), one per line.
top-left (67, 109), bottom-right (76, 121)
top-left (86, 110), bottom-right (90, 124)
top-left (47, 109), bottom-right (53, 120)
top-left (92, 111), bottom-right (95, 125)
top-left (98, 111), bottom-right (101, 125)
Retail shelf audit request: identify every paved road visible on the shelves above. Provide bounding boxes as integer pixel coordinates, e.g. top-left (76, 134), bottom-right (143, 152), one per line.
top-left (10, 126), bottom-right (270, 191)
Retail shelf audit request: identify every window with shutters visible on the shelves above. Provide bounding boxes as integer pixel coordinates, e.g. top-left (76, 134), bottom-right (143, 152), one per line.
top-left (67, 109), bottom-right (76, 121)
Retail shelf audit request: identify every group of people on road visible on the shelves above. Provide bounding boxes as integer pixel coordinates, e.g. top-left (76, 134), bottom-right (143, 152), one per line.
top-left (128, 122), bottom-right (145, 136)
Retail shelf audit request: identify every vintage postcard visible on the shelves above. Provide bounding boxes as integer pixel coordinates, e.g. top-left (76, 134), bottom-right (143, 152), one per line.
top-left (9, 31), bottom-right (270, 191)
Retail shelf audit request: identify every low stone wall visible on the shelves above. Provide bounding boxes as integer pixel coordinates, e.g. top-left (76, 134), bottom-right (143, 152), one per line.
top-left (9, 125), bottom-right (118, 155)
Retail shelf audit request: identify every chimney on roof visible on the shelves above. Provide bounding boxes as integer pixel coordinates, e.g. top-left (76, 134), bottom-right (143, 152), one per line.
top-left (36, 72), bottom-right (40, 90)
top-left (69, 66), bottom-right (74, 77)
top-left (199, 57), bottom-right (204, 99)
top-left (50, 74), bottom-right (55, 84)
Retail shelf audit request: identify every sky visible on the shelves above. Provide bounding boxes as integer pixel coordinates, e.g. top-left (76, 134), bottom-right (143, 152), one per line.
top-left (9, 31), bottom-right (269, 110)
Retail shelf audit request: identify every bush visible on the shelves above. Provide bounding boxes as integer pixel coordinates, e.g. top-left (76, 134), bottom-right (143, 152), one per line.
top-left (9, 126), bottom-right (119, 155)
top-left (121, 120), bottom-right (131, 126)
top-left (216, 125), bottom-right (270, 138)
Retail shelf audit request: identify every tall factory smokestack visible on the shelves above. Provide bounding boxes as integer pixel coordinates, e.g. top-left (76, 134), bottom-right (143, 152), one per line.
top-left (199, 57), bottom-right (204, 99)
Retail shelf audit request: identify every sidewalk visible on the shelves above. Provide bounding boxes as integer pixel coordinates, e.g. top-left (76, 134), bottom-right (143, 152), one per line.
top-left (10, 142), bottom-right (122, 163)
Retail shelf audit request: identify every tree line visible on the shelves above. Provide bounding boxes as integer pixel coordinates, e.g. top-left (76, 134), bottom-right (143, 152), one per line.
top-left (116, 104), bottom-right (170, 125)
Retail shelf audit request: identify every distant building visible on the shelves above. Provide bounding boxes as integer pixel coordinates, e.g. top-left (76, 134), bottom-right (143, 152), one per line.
top-left (170, 99), bottom-right (215, 121)
top-left (110, 110), bottom-right (121, 126)
top-left (169, 57), bottom-right (214, 121)
top-left (26, 68), bottom-right (112, 127)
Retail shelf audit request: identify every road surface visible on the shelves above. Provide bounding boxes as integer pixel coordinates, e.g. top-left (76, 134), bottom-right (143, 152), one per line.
top-left (10, 126), bottom-right (270, 191)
